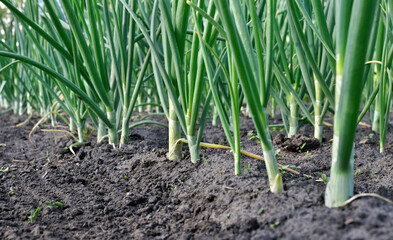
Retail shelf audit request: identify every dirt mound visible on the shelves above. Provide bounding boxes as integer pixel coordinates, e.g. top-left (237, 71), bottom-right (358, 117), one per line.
top-left (273, 133), bottom-right (321, 152)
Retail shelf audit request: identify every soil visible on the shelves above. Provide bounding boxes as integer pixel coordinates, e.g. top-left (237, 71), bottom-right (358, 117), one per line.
top-left (1, 110), bottom-right (393, 240)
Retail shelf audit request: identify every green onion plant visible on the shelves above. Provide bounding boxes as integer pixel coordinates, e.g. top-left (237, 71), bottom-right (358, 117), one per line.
top-left (325, 0), bottom-right (378, 207)
top-left (1, 0), bottom-right (392, 204)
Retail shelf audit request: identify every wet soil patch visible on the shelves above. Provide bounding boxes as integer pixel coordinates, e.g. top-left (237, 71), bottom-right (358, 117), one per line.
top-left (1, 111), bottom-right (393, 239)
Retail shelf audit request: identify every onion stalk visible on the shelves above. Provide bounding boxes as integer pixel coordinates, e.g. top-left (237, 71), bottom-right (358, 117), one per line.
top-left (325, 0), bottom-right (378, 208)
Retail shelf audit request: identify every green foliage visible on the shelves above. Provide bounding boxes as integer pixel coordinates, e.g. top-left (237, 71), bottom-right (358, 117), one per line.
top-left (28, 207), bottom-right (40, 223)
top-left (270, 221), bottom-right (280, 228)
top-left (45, 201), bottom-right (63, 210)
top-left (246, 162), bottom-right (251, 173)
top-left (8, 187), bottom-right (15, 197)
top-left (316, 172), bottom-right (329, 184)
top-left (0, 0), bottom-right (390, 204)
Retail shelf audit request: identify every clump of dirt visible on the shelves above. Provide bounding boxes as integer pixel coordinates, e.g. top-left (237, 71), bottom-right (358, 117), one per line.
top-left (273, 133), bottom-right (320, 152)
top-left (1, 111), bottom-right (393, 239)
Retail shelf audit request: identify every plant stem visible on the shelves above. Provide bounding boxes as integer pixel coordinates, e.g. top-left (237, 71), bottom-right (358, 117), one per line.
top-left (168, 101), bottom-right (182, 160)
top-left (107, 108), bottom-right (118, 144)
top-left (212, 106), bottom-right (218, 126)
top-left (372, 17), bottom-right (384, 133)
top-left (288, 93), bottom-right (298, 137)
top-left (187, 134), bottom-right (199, 163)
top-left (372, 101), bottom-right (380, 133)
top-left (69, 117), bottom-right (75, 132)
top-left (314, 75), bottom-right (323, 141)
top-left (77, 122), bottom-right (85, 143)
top-left (326, 0), bottom-right (377, 208)
top-left (262, 145), bottom-right (283, 193)
top-left (97, 118), bottom-right (106, 142)
top-left (120, 109), bottom-right (129, 146)
top-left (325, 137), bottom-right (354, 207)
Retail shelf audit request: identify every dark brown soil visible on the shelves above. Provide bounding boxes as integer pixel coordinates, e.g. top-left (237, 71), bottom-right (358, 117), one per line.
top-left (1, 111), bottom-right (393, 240)
top-left (273, 133), bottom-right (320, 152)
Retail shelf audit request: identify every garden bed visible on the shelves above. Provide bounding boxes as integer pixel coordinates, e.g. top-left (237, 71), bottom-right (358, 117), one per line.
top-left (1, 111), bottom-right (393, 239)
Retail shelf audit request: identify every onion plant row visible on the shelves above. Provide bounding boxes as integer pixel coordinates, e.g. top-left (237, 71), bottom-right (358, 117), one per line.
top-left (0, 0), bottom-right (391, 207)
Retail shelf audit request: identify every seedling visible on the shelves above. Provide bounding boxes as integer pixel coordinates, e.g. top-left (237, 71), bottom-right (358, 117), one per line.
top-left (246, 163), bottom-right (251, 173)
top-left (46, 151), bottom-right (51, 163)
top-left (299, 142), bottom-right (307, 152)
top-left (305, 151), bottom-right (311, 159)
top-left (275, 149), bottom-right (281, 156)
top-left (316, 172), bottom-right (328, 184)
top-left (28, 207), bottom-right (40, 223)
top-left (45, 201), bottom-right (63, 210)
top-left (280, 165), bottom-right (301, 174)
top-left (8, 187), bottom-right (15, 197)
top-left (171, 186), bottom-right (177, 193)
top-left (371, 170), bottom-right (379, 182)
top-left (247, 130), bottom-right (261, 144)
top-left (290, 179), bottom-right (299, 186)
top-left (270, 221), bottom-right (280, 228)
top-left (270, 126), bottom-right (285, 133)
top-left (363, 133), bottom-right (374, 139)
top-left (178, 179), bottom-right (184, 185)
top-left (354, 169), bottom-right (361, 177)
top-left (0, 167), bottom-right (10, 173)
top-left (202, 154), bottom-right (210, 163)
top-left (258, 207), bottom-right (264, 215)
